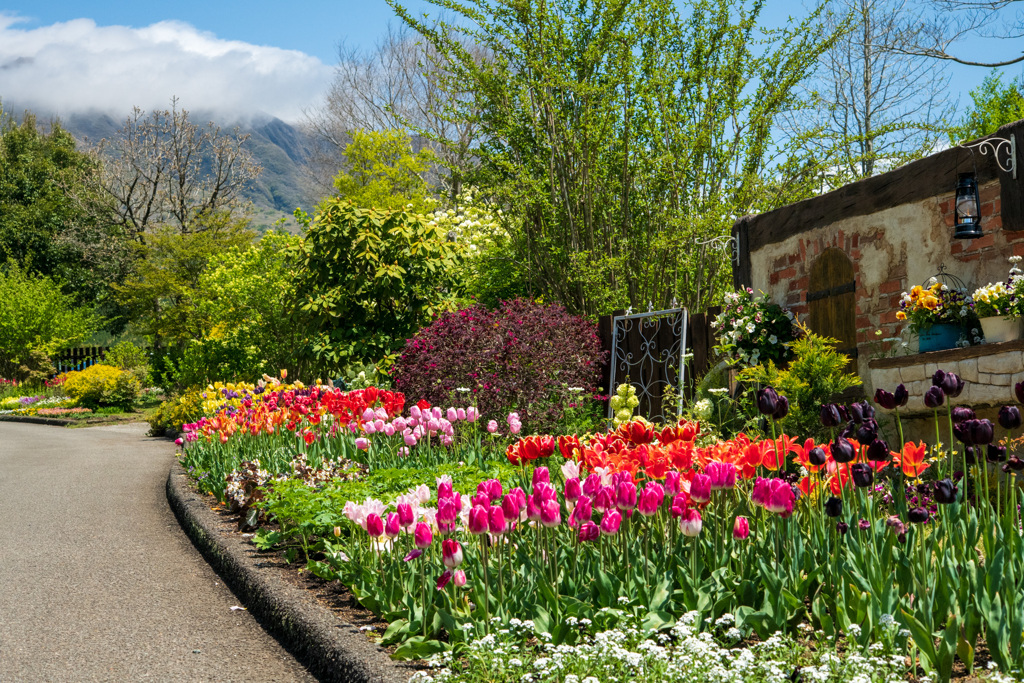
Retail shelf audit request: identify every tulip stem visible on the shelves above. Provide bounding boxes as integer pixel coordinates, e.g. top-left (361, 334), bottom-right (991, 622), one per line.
top-left (420, 553), bottom-right (427, 638)
top-left (480, 536), bottom-right (491, 630)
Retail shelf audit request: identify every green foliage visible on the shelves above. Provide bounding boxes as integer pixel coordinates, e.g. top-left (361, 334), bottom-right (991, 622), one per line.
top-left (332, 129), bottom-right (436, 212)
top-left (0, 261), bottom-right (97, 381)
top-left (391, 0), bottom-right (837, 315)
top-left (63, 363), bottom-right (141, 410)
top-left (949, 71), bottom-right (1024, 142)
top-left (148, 389), bottom-right (205, 436)
top-left (738, 332), bottom-right (861, 441)
top-left (102, 340), bottom-right (151, 385)
top-left (291, 201), bottom-right (465, 374)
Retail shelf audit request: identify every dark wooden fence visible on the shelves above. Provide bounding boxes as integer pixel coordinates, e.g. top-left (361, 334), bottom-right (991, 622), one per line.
top-left (596, 307), bottom-right (721, 418)
top-left (54, 346), bottom-right (109, 373)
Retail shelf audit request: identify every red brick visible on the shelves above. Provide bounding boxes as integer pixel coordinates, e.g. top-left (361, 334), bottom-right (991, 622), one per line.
top-left (770, 271), bottom-right (780, 285)
top-left (789, 276), bottom-right (809, 292)
top-left (879, 279), bottom-right (902, 294)
top-left (880, 310), bottom-right (900, 324)
top-left (772, 256), bottom-right (788, 271)
top-left (776, 267), bottom-right (797, 280)
top-left (980, 185), bottom-right (1000, 203)
top-left (856, 315), bottom-right (872, 329)
top-left (964, 234), bottom-right (995, 251)
top-left (951, 242), bottom-right (963, 254)
top-left (852, 234), bottom-right (860, 248)
top-left (981, 201), bottom-right (995, 218)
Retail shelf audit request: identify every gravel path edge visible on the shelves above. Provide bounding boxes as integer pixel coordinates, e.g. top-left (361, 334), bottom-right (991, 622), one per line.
top-left (166, 461), bottom-right (412, 683)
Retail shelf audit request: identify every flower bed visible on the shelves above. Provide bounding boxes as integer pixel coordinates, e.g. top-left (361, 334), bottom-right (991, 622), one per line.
top-left (176, 373), bottom-right (1024, 682)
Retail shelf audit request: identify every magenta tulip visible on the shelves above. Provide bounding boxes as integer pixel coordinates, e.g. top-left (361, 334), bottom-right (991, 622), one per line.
top-left (532, 467), bottom-right (550, 488)
top-left (488, 506), bottom-right (507, 534)
top-left (679, 508), bottom-right (702, 536)
top-left (637, 488), bottom-right (661, 516)
top-left (571, 496), bottom-right (593, 526)
top-left (578, 521), bottom-right (600, 542)
top-left (751, 477), bottom-right (771, 507)
top-left (365, 513), bottom-right (384, 538)
top-left (468, 505), bottom-right (489, 535)
top-left (690, 473), bottom-right (712, 503)
top-left (664, 470), bottom-right (681, 495)
top-left (564, 477), bottom-right (582, 503)
top-left (600, 509), bottom-right (622, 535)
top-left (705, 461), bottom-right (736, 490)
top-left (540, 499), bottom-right (561, 527)
top-left (526, 496), bottom-right (541, 521)
top-left (616, 481), bottom-right (638, 510)
top-left (442, 538), bottom-right (463, 568)
top-left (594, 486), bottom-right (616, 513)
top-left (413, 522), bottom-right (433, 549)
top-left (355, 437), bottom-right (370, 450)
top-left (733, 516), bottom-right (750, 540)
top-left (397, 503), bottom-right (415, 529)
top-left (436, 569), bottom-right (453, 590)
top-left (384, 513), bottom-right (400, 539)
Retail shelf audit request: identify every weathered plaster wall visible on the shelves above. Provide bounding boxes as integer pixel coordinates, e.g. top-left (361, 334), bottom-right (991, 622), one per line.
top-left (748, 179), bottom-right (1024, 391)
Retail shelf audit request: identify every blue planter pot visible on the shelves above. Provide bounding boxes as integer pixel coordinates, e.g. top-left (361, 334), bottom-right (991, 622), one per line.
top-left (918, 324), bottom-right (961, 353)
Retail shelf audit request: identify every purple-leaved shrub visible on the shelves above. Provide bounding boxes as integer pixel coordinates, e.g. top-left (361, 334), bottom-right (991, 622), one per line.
top-left (392, 299), bottom-right (605, 432)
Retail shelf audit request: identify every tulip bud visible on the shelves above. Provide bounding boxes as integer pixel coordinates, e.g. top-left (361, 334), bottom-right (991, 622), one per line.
top-left (487, 420), bottom-right (498, 433)
top-left (397, 503), bottom-right (415, 529)
top-left (385, 513), bottom-right (400, 539)
top-left (453, 569), bottom-right (467, 587)
top-left (637, 488), bottom-right (660, 516)
top-left (894, 384), bottom-right (909, 407)
top-left (437, 481), bottom-right (454, 500)
top-left (564, 477), bottom-right (582, 503)
top-left (970, 419), bottom-right (995, 445)
top-left (616, 481), bottom-right (638, 510)
top-left (437, 498), bottom-right (458, 525)
top-left (468, 505), bottom-right (489, 535)
top-left (908, 507), bottom-right (930, 524)
top-left (447, 407), bottom-right (458, 422)
top-left (578, 521), bottom-right (600, 542)
top-left (540, 499), bottom-right (561, 527)
top-left (951, 406), bottom-right (976, 424)
top-left (934, 479), bottom-right (957, 504)
top-left (679, 508), bottom-right (703, 537)
top-left (365, 513), bottom-right (384, 538)
top-left (732, 516), bottom-right (750, 540)
top-left (830, 437), bottom-right (856, 464)
top-left (501, 494), bottom-right (520, 521)
top-left (874, 388), bottom-right (896, 410)
top-left (600, 509), bottom-right (622, 535)
top-left (924, 386), bottom-right (945, 409)
top-left (808, 447), bottom-right (827, 467)
top-left (442, 538), bottom-right (464, 568)
top-left (849, 402), bottom-right (864, 424)
top-left (836, 521), bottom-right (849, 534)
top-left (757, 387), bottom-right (780, 417)
top-left (750, 477), bottom-right (771, 507)
top-left (664, 470), bottom-right (681, 495)
top-left (690, 474), bottom-right (712, 504)
top-left (532, 467), bottom-right (550, 488)
top-left (987, 443), bottom-right (1008, 463)
top-left (820, 403), bottom-right (841, 427)
top-left (333, 526), bottom-right (342, 537)
top-left (174, 437), bottom-right (184, 446)
top-left (355, 437), bottom-right (370, 450)
top-left (824, 496), bottom-right (842, 518)
top-left (488, 505), bottom-right (507, 534)
top-left (850, 463), bottom-right (874, 488)
top-left (866, 438), bottom-right (890, 462)
top-left (856, 421), bottom-right (878, 445)
top-left (964, 445), bottom-right (978, 464)
top-left (706, 461), bottom-right (737, 490)
top-left (773, 395), bottom-right (790, 421)
top-left (1016, 381), bottom-right (1024, 404)
top-left (413, 522), bottom-right (433, 549)
top-left (526, 496), bottom-right (541, 521)
top-left (471, 493), bottom-right (490, 509)
top-left (999, 405), bottom-right (1022, 430)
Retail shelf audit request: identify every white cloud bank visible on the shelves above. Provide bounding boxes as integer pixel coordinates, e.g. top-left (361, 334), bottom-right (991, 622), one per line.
top-left (0, 14), bottom-right (334, 121)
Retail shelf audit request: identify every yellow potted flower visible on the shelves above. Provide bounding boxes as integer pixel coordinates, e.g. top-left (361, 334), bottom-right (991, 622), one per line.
top-left (897, 280), bottom-right (976, 352)
top-left (971, 256), bottom-right (1024, 343)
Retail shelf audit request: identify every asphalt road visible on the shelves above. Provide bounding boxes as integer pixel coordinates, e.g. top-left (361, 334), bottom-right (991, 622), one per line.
top-left (0, 421), bottom-right (317, 682)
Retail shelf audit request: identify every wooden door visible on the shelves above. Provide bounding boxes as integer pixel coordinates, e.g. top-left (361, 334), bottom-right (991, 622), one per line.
top-left (808, 248), bottom-right (858, 372)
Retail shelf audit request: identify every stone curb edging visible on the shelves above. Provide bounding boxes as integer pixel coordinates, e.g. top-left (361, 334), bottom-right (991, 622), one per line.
top-left (166, 461), bottom-right (413, 683)
top-left (0, 415), bottom-right (75, 426)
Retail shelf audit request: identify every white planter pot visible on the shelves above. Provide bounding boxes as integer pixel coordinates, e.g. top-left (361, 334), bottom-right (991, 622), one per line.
top-left (979, 316), bottom-right (1024, 343)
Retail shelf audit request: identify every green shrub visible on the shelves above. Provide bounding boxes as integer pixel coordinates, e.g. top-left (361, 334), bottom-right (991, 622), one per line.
top-left (148, 389), bottom-right (205, 437)
top-left (103, 341), bottom-right (150, 382)
top-left (63, 364), bottom-right (140, 410)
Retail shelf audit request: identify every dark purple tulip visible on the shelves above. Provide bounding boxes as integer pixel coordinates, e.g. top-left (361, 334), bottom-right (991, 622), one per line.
top-left (874, 388), bottom-right (896, 410)
top-left (933, 369), bottom-right (954, 393)
top-left (849, 402), bottom-right (864, 424)
top-left (861, 402), bottom-right (876, 420)
top-left (856, 420), bottom-right (878, 445)
top-left (773, 395), bottom-right (790, 421)
top-left (970, 419), bottom-right (995, 445)
top-left (964, 446), bottom-right (979, 464)
top-left (757, 387), bottom-right (779, 417)
top-left (1008, 456), bottom-right (1024, 471)
top-left (866, 438), bottom-right (890, 462)
top-left (851, 463), bottom-right (874, 487)
top-left (987, 444), bottom-right (1007, 463)
top-left (830, 437), bottom-right (856, 464)
top-left (824, 496), bottom-right (843, 517)
top-left (894, 384), bottom-right (909, 407)
top-left (837, 521), bottom-right (849, 534)
top-left (908, 507), bottom-right (930, 524)
top-left (949, 374), bottom-right (965, 398)
top-left (859, 519), bottom-right (871, 531)
top-left (934, 479), bottom-right (957, 504)
top-left (953, 421), bottom-right (973, 445)
top-left (837, 404), bottom-right (850, 421)
top-left (951, 406), bottom-right (976, 424)
top-left (808, 447), bottom-right (828, 467)
top-left (820, 403), bottom-right (841, 427)
top-left (999, 405), bottom-right (1022, 430)
top-left (1016, 381), bottom-right (1024, 404)
top-left (924, 386), bottom-right (945, 409)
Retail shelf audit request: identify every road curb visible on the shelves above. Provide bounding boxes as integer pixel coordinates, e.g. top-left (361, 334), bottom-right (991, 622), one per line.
top-left (166, 461), bottom-right (413, 683)
top-left (0, 415), bottom-right (75, 427)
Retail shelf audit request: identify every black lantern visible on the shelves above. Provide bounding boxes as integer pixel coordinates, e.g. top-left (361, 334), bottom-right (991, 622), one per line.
top-left (954, 173), bottom-right (982, 239)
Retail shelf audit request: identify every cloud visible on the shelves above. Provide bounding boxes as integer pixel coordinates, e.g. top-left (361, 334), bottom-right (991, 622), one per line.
top-left (0, 14), bottom-right (334, 121)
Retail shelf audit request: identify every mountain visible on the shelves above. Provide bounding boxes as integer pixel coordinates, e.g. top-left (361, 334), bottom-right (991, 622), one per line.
top-left (9, 105), bottom-right (322, 231)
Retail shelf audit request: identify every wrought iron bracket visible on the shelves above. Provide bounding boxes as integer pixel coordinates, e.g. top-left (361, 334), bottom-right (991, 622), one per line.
top-left (960, 133), bottom-right (1017, 179)
top-left (696, 235), bottom-right (740, 265)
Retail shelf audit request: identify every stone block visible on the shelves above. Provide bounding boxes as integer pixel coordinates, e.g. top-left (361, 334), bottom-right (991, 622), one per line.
top-left (969, 383), bottom-right (1006, 406)
top-left (990, 372), bottom-right (1012, 387)
top-left (871, 368), bottom-right (902, 390)
top-left (959, 357), bottom-right (979, 383)
top-left (977, 351), bottom-right (1024, 375)
top-left (898, 364), bottom-right (926, 382)
top-left (924, 362), bottom-right (939, 379)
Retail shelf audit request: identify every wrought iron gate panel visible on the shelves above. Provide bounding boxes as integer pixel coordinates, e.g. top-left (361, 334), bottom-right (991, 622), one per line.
top-left (607, 307), bottom-right (689, 425)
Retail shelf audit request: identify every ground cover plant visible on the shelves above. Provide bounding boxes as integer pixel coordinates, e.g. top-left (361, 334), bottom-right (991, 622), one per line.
top-left (175, 368), bottom-right (1024, 681)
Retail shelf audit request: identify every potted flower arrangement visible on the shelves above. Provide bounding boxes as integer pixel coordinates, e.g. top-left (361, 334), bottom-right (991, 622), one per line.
top-left (971, 256), bottom-right (1024, 343)
top-left (896, 279), bottom-right (977, 353)
top-left (712, 287), bottom-right (798, 367)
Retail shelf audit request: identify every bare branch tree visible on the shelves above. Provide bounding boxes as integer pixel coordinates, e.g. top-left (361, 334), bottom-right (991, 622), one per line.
top-left (893, 0), bottom-right (1024, 67)
top-left (302, 22), bottom-right (480, 199)
top-left (794, 0), bottom-right (951, 179)
top-left (97, 99), bottom-right (262, 241)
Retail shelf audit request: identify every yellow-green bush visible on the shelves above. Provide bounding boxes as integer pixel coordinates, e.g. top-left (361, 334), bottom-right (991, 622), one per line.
top-left (148, 389), bottom-right (205, 437)
top-left (63, 364), bottom-right (141, 410)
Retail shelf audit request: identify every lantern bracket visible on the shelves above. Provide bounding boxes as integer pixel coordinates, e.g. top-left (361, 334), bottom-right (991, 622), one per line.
top-left (960, 133), bottom-right (1017, 179)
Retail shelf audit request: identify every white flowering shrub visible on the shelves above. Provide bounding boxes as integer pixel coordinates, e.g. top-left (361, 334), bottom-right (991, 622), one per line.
top-left (712, 288), bottom-right (797, 368)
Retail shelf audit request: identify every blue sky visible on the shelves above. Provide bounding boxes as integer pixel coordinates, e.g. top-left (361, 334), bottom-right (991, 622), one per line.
top-left (0, 0), bottom-right (1018, 122)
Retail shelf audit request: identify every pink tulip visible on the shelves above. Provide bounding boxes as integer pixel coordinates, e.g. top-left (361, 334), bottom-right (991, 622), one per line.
top-left (414, 522), bottom-right (433, 549)
top-left (410, 405), bottom-right (422, 419)
top-left (679, 508), bottom-right (703, 536)
top-left (436, 569), bottom-right (452, 590)
top-left (616, 481), bottom-right (638, 511)
top-left (453, 569), bottom-right (467, 587)
top-left (398, 446), bottom-right (410, 457)
top-left (509, 420), bottom-right (522, 435)
top-left (766, 479), bottom-right (796, 518)
top-left (526, 496), bottom-right (541, 521)
top-left (468, 505), bottom-right (489, 535)
top-left (664, 470), bottom-right (681, 495)
top-left (365, 513), bottom-right (384, 538)
top-left (174, 438), bottom-right (184, 446)
top-left (437, 498), bottom-right (458, 525)
top-left (578, 521), bottom-right (600, 542)
top-left (532, 467), bottom-right (550, 487)
top-left (467, 406), bottom-right (479, 422)
top-left (373, 419), bottom-right (386, 432)
top-left (502, 495), bottom-right (520, 521)
top-left (540, 499), bottom-right (561, 527)
top-left (471, 493), bottom-right (490, 509)
top-left (582, 473), bottom-right (602, 497)
top-left (362, 408), bottom-right (375, 422)
top-left (442, 538), bottom-right (463, 568)
top-left (600, 509), bottom-right (622, 535)
top-left (564, 477), bottom-right (582, 503)
top-left (705, 461), bottom-right (737, 490)
top-left (571, 495), bottom-right (593, 526)
top-left (457, 407), bottom-right (467, 421)
top-left (637, 488), bottom-right (660, 516)
top-left (355, 437), bottom-right (370, 450)
top-left (534, 482), bottom-right (557, 503)
top-left (644, 481), bottom-right (665, 507)
top-left (363, 422), bottom-right (377, 435)
top-left (733, 516), bottom-right (750, 540)
top-left (689, 474), bottom-right (711, 503)
top-left (594, 486), bottom-right (616, 513)
top-left (375, 407), bottom-right (388, 421)
top-left (670, 493), bottom-right (688, 518)
top-left (488, 506), bottom-right (507, 534)
top-left (509, 487), bottom-right (527, 509)
top-left (487, 420), bottom-right (499, 433)
top-left (447, 407), bottom-right (459, 422)
top-left (385, 513), bottom-right (400, 539)
top-left (383, 423), bottom-right (396, 437)
top-left (485, 479), bottom-right (503, 501)
top-left (438, 481), bottom-right (455, 500)
top-left (750, 477), bottom-right (771, 507)
top-left (432, 406), bottom-right (443, 420)
top-left (404, 433), bottom-right (417, 447)
top-left (397, 503), bottom-right (415, 529)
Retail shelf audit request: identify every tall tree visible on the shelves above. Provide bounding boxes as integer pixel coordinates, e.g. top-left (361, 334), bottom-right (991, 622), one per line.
top-left (895, 0), bottom-right (1024, 67)
top-left (389, 0), bottom-right (838, 315)
top-left (949, 70), bottom-right (1024, 140)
